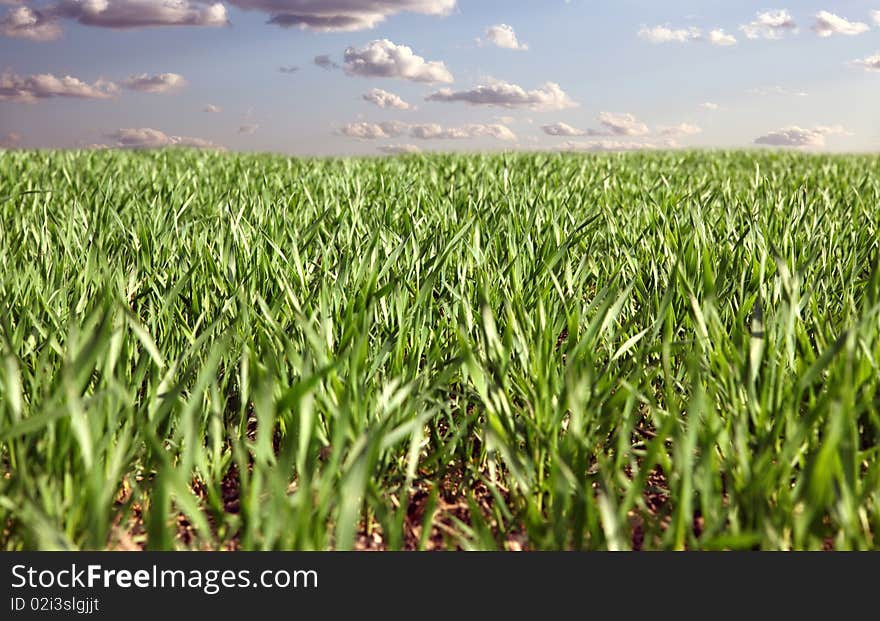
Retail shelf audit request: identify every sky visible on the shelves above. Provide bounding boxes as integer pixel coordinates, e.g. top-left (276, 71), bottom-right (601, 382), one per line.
top-left (0, 0), bottom-right (879, 155)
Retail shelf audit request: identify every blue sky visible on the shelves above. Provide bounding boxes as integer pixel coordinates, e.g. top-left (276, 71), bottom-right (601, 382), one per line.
top-left (1, 0), bottom-right (878, 154)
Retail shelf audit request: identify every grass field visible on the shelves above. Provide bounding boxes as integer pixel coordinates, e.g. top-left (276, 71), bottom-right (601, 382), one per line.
top-left (1, 148), bottom-right (879, 551)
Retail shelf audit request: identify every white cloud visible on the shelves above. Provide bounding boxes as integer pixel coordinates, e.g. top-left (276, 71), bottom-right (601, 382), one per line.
top-left (748, 85), bottom-right (808, 97)
top-left (106, 127), bottom-right (223, 149)
top-left (542, 112), bottom-right (652, 138)
top-left (343, 39), bottom-right (453, 83)
top-left (873, 10), bottom-right (880, 26)
top-left (122, 72), bottom-right (186, 93)
top-left (426, 79), bottom-right (577, 110)
top-left (708, 28), bottom-right (736, 46)
top-left (313, 55), bottom-right (339, 70)
top-left (541, 122), bottom-right (585, 136)
top-left (204, 103), bottom-right (221, 113)
top-left (363, 88), bottom-right (412, 110)
top-left (482, 24), bottom-right (528, 50)
top-left (409, 123), bottom-right (516, 141)
top-left (701, 102), bottom-right (720, 110)
top-left (852, 53), bottom-right (880, 71)
top-left (3, 0), bottom-right (229, 39)
top-left (339, 121), bottom-right (407, 139)
top-left (638, 24), bottom-right (735, 46)
top-left (0, 131), bottom-right (22, 148)
top-left (638, 24), bottom-right (701, 43)
top-left (544, 115), bottom-right (698, 140)
top-left (0, 6), bottom-right (62, 40)
top-left (224, 0), bottom-right (455, 32)
top-left (594, 112), bottom-right (649, 136)
top-left (340, 120), bottom-right (516, 141)
top-left (811, 11), bottom-right (869, 37)
top-left (378, 144), bottom-right (421, 154)
top-left (657, 123), bottom-right (702, 137)
top-left (754, 125), bottom-right (850, 148)
top-left (740, 10), bottom-right (797, 40)
top-left (559, 139), bottom-right (671, 152)
top-left (0, 71), bottom-right (118, 102)
top-left (53, 0), bottom-right (228, 29)
top-left (544, 114), bottom-right (699, 140)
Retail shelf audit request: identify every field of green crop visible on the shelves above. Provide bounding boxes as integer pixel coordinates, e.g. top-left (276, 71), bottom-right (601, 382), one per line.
top-left (1, 149), bottom-right (878, 550)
